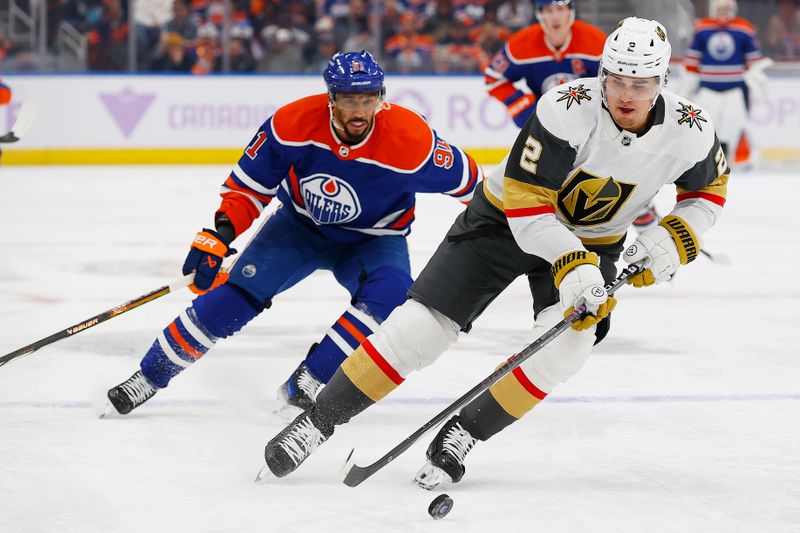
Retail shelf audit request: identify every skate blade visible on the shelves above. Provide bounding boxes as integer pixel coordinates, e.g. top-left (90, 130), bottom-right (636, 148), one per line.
top-left (254, 465), bottom-right (272, 483)
top-left (98, 403), bottom-right (119, 419)
top-left (412, 462), bottom-right (451, 491)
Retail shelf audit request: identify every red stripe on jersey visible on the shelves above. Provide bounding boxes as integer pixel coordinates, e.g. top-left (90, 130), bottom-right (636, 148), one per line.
top-left (224, 175), bottom-right (273, 204)
top-left (362, 338), bottom-right (405, 385)
top-left (676, 191), bottom-right (726, 207)
top-left (287, 166), bottom-right (305, 207)
top-left (391, 206), bottom-right (416, 229)
top-left (505, 205), bottom-right (555, 218)
top-left (511, 367), bottom-right (548, 400)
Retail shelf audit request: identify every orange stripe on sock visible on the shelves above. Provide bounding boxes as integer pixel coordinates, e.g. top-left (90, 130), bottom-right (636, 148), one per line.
top-left (337, 316), bottom-right (368, 344)
top-left (362, 338), bottom-right (404, 385)
top-left (168, 322), bottom-right (203, 359)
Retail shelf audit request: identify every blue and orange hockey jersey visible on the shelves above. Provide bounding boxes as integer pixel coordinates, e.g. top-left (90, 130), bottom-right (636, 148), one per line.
top-left (217, 94), bottom-right (481, 243)
top-left (684, 17), bottom-right (764, 93)
top-left (484, 19), bottom-right (605, 127)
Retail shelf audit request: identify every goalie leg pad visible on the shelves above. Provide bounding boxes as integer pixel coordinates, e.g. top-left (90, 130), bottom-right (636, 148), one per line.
top-left (340, 299), bottom-right (459, 402)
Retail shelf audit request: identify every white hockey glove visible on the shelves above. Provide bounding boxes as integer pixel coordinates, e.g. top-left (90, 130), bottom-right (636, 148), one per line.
top-left (553, 251), bottom-right (616, 332)
top-left (744, 58), bottom-right (774, 102)
top-left (624, 215), bottom-right (700, 287)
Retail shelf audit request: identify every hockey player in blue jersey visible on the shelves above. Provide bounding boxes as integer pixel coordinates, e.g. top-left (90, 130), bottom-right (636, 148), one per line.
top-left (484, 0), bottom-right (605, 128)
top-left (683, 0), bottom-right (768, 162)
top-left (104, 50), bottom-right (481, 417)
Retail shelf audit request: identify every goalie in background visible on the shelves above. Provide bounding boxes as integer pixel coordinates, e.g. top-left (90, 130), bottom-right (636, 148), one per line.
top-left (681, 0), bottom-right (771, 168)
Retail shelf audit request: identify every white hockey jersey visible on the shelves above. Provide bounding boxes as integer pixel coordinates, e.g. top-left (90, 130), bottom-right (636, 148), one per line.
top-left (483, 76), bottom-right (729, 263)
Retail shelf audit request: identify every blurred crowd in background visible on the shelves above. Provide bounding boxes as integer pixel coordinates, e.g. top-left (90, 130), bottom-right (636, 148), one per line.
top-left (1, 0), bottom-right (800, 74)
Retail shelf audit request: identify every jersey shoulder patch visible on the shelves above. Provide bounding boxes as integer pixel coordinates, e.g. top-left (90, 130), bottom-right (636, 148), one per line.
top-left (662, 90), bottom-right (717, 159)
top-left (271, 93), bottom-right (332, 145)
top-left (536, 77), bottom-right (600, 144)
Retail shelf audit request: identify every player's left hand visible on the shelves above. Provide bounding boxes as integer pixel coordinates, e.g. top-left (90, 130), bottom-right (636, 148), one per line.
top-left (553, 251), bottom-right (617, 331)
top-left (624, 215), bottom-right (699, 287)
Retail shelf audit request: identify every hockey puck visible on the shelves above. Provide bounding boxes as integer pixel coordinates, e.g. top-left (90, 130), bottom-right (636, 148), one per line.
top-left (428, 494), bottom-right (454, 520)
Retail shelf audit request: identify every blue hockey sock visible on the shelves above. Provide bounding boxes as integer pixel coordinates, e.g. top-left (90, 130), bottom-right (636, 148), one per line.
top-left (304, 305), bottom-right (381, 383)
top-left (140, 283), bottom-right (262, 388)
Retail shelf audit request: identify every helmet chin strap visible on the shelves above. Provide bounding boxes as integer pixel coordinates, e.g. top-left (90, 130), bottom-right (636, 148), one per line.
top-left (328, 101), bottom-right (346, 133)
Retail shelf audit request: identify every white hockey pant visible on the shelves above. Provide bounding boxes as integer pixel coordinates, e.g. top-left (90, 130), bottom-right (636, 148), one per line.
top-left (367, 298), bottom-right (460, 378)
top-left (694, 87), bottom-right (747, 155)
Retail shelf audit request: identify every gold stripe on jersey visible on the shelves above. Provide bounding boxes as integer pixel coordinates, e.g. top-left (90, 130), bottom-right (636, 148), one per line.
top-left (659, 215), bottom-right (700, 264)
top-left (676, 172), bottom-right (729, 203)
top-left (488, 367), bottom-right (545, 419)
top-left (503, 176), bottom-right (559, 213)
top-left (341, 345), bottom-right (400, 402)
top-left (483, 182), bottom-right (505, 212)
top-left (579, 234), bottom-right (626, 246)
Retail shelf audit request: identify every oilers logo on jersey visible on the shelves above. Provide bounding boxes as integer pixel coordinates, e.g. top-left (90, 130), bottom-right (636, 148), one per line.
top-left (300, 174), bottom-right (362, 224)
top-left (707, 31), bottom-right (736, 61)
top-left (557, 170), bottom-right (636, 225)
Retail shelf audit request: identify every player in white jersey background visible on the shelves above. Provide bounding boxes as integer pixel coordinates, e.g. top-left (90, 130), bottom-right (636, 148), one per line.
top-left (259, 17), bottom-right (730, 485)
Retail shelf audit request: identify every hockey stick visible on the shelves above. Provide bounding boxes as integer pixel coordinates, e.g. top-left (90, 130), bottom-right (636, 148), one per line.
top-left (0, 261), bottom-right (233, 369)
top-left (0, 101), bottom-right (38, 143)
top-left (341, 263), bottom-right (642, 487)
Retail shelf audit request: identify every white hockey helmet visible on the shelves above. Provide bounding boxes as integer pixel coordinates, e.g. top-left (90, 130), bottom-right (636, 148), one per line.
top-left (600, 17), bottom-right (672, 108)
top-left (710, 0), bottom-right (737, 19)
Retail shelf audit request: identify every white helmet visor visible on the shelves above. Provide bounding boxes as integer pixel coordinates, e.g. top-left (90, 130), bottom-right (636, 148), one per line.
top-left (602, 71), bottom-right (661, 104)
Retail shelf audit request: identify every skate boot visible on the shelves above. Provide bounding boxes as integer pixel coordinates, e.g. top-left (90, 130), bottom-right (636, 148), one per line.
top-left (104, 371), bottom-right (158, 416)
top-left (262, 412), bottom-right (331, 478)
top-left (413, 415), bottom-right (478, 490)
top-left (276, 361), bottom-right (323, 421)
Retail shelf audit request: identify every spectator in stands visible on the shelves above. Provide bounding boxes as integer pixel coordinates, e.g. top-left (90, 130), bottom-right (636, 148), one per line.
top-left (761, 14), bottom-right (793, 59)
top-left (259, 16), bottom-right (310, 72)
top-left (87, 0), bottom-right (129, 71)
top-left (190, 22), bottom-right (221, 74)
top-left (227, 22), bottom-right (257, 72)
top-left (134, 0), bottom-right (173, 70)
top-left (164, 0), bottom-right (199, 42)
top-left (435, 19), bottom-right (484, 73)
top-left (150, 32), bottom-right (193, 71)
top-left (384, 11), bottom-right (434, 73)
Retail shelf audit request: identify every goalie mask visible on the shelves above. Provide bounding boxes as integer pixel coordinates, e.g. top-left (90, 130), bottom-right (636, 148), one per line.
top-left (599, 17), bottom-right (671, 110)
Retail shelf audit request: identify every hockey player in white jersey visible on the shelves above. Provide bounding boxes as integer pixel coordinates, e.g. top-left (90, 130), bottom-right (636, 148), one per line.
top-left (260, 18), bottom-right (729, 484)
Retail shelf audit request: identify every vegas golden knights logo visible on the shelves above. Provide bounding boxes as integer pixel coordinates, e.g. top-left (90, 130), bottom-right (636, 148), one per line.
top-left (557, 169), bottom-right (636, 226)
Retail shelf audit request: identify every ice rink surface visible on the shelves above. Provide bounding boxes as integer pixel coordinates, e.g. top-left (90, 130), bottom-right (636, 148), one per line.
top-left (1, 165), bottom-right (798, 533)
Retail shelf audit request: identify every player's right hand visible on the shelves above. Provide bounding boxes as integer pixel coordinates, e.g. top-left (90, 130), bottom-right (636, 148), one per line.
top-left (552, 251), bottom-right (616, 331)
top-left (182, 228), bottom-right (231, 292)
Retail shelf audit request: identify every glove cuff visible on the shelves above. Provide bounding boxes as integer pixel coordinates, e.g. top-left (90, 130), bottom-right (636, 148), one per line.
top-left (191, 229), bottom-right (229, 256)
top-left (551, 250), bottom-right (599, 289)
top-left (658, 215), bottom-right (699, 264)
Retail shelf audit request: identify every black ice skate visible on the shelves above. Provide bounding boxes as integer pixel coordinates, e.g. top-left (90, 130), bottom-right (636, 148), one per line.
top-left (413, 415), bottom-right (478, 490)
top-left (103, 370), bottom-right (158, 417)
top-left (276, 361), bottom-right (323, 421)
top-left (260, 412), bottom-right (331, 479)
